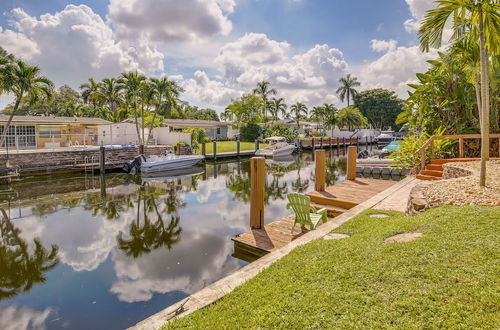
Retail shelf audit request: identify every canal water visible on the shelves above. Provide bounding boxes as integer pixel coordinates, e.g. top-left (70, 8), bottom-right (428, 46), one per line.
top-left (0, 150), bottom-right (397, 329)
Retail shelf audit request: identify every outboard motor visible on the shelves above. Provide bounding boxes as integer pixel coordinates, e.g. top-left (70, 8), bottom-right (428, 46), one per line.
top-left (357, 149), bottom-right (369, 159)
top-left (123, 155), bottom-right (146, 173)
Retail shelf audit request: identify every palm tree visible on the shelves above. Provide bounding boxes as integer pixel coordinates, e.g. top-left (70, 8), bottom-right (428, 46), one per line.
top-left (118, 72), bottom-right (147, 145)
top-left (337, 107), bottom-right (368, 130)
top-left (253, 81), bottom-right (276, 125)
top-left (290, 102), bottom-right (308, 129)
top-left (146, 77), bottom-right (183, 143)
top-left (418, 0), bottom-right (500, 186)
top-left (311, 105), bottom-right (326, 132)
top-left (323, 103), bottom-right (338, 137)
top-left (0, 60), bottom-right (53, 148)
top-left (79, 78), bottom-right (100, 108)
top-left (269, 97), bottom-right (287, 123)
top-left (96, 78), bottom-right (122, 113)
top-left (336, 74), bottom-right (360, 106)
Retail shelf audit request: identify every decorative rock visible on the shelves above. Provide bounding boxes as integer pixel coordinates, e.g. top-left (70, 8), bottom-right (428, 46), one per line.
top-left (323, 233), bottom-right (350, 240)
top-left (385, 232), bottom-right (422, 243)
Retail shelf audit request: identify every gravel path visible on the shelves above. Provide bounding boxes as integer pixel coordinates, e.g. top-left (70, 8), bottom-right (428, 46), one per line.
top-left (424, 161), bottom-right (500, 207)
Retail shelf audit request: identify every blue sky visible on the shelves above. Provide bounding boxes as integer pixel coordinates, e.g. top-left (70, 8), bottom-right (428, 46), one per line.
top-left (0, 0), bottom-right (438, 110)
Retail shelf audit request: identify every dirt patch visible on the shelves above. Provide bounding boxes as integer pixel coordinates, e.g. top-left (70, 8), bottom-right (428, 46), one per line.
top-left (385, 232), bottom-right (422, 243)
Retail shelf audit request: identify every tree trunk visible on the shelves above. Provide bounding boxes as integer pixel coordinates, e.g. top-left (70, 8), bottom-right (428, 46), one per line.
top-left (474, 68), bottom-right (482, 129)
top-left (478, 8), bottom-right (490, 187)
top-left (141, 104), bottom-right (145, 145)
top-left (133, 101), bottom-right (142, 146)
top-left (0, 95), bottom-right (22, 149)
top-left (146, 107), bottom-right (158, 145)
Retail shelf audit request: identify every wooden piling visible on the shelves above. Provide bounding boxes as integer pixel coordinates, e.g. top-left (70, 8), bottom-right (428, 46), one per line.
top-left (250, 157), bottom-right (265, 229)
top-left (202, 142), bottom-right (206, 157)
top-left (99, 143), bottom-right (105, 175)
top-left (312, 138), bottom-right (315, 150)
top-left (320, 137), bottom-right (323, 148)
top-left (237, 139), bottom-right (241, 157)
top-left (213, 140), bottom-right (217, 160)
top-left (346, 146), bottom-right (357, 180)
top-left (314, 149), bottom-right (326, 191)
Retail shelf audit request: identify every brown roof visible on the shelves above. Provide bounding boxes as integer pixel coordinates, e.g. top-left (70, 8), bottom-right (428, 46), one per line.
top-left (0, 115), bottom-right (111, 125)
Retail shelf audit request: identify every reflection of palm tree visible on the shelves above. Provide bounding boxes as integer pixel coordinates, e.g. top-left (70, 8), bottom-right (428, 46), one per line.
top-left (325, 158), bottom-right (340, 186)
top-left (117, 183), bottom-right (183, 258)
top-left (226, 173), bottom-right (251, 203)
top-left (291, 159), bottom-right (309, 193)
top-left (265, 176), bottom-right (288, 203)
top-left (0, 209), bottom-right (59, 300)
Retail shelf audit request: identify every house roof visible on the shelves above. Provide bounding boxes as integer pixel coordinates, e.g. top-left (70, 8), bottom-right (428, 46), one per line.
top-left (0, 115), bottom-right (111, 125)
top-left (164, 119), bottom-right (228, 128)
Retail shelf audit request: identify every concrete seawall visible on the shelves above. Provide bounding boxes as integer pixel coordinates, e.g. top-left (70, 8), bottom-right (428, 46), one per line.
top-left (0, 145), bottom-right (169, 174)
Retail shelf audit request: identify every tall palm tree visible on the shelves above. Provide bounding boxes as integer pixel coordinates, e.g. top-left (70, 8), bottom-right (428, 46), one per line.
top-left (336, 74), bottom-right (360, 106)
top-left (146, 77), bottom-right (183, 143)
top-left (418, 0), bottom-right (500, 186)
top-left (269, 97), bottom-right (287, 123)
top-left (79, 78), bottom-right (100, 108)
top-left (0, 60), bottom-right (53, 148)
top-left (118, 72), bottom-right (147, 145)
top-left (253, 81), bottom-right (276, 125)
top-left (96, 78), bottom-right (122, 113)
top-left (290, 102), bottom-right (308, 129)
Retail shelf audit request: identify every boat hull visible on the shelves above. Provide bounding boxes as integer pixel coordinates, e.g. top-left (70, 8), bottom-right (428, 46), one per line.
top-left (141, 155), bottom-right (204, 173)
top-left (255, 145), bottom-right (295, 158)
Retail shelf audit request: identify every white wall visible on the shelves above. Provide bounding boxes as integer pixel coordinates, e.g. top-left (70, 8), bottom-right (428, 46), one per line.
top-left (153, 127), bottom-right (191, 146)
top-left (97, 123), bottom-right (149, 145)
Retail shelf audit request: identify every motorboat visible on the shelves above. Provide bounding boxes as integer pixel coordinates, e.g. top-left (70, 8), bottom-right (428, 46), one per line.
top-left (255, 137), bottom-right (296, 157)
top-left (123, 153), bottom-right (204, 173)
top-left (375, 131), bottom-right (396, 147)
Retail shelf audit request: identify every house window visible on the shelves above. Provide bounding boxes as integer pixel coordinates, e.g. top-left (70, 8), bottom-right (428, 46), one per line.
top-left (217, 128), bottom-right (221, 135)
top-left (39, 126), bottom-right (62, 138)
top-left (0, 125), bottom-right (36, 147)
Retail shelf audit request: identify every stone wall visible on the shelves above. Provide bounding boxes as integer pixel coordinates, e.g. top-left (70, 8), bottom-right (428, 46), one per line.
top-left (442, 163), bottom-right (475, 179)
top-left (0, 145), bottom-right (170, 174)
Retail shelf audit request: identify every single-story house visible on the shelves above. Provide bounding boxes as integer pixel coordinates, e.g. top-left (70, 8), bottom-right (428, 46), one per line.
top-left (0, 115), bottom-right (111, 149)
top-left (164, 119), bottom-right (238, 139)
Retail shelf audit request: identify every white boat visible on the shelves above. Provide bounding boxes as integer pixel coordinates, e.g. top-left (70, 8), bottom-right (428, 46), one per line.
top-left (124, 153), bottom-right (204, 173)
top-left (375, 131), bottom-right (396, 147)
top-left (141, 154), bottom-right (204, 173)
top-left (255, 137), bottom-right (296, 157)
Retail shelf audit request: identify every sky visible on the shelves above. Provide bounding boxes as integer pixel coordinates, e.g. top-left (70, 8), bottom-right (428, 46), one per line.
top-left (0, 0), bottom-right (440, 112)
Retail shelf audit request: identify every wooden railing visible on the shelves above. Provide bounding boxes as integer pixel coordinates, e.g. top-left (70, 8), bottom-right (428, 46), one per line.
top-left (417, 134), bottom-right (500, 170)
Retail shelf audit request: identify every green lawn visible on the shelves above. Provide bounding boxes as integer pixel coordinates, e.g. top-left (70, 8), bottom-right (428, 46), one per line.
top-left (197, 141), bottom-right (267, 154)
top-left (165, 206), bottom-right (499, 329)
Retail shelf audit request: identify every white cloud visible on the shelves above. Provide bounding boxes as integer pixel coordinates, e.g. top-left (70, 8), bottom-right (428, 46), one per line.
top-left (1, 5), bottom-right (163, 87)
top-left (370, 39), bottom-right (398, 53)
top-left (183, 33), bottom-right (347, 108)
top-left (183, 70), bottom-right (243, 107)
top-left (108, 0), bottom-right (234, 43)
top-left (0, 306), bottom-right (52, 330)
top-left (357, 45), bottom-right (438, 97)
top-left (403, 0), bottom-right (436, 33)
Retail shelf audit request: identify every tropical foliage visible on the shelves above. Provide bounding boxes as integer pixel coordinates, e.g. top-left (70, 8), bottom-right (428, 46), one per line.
top-left (354, 89), bottom-right (404, 130)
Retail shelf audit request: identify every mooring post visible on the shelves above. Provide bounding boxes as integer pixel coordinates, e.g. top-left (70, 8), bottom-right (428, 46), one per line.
top-left (255, 139), bottom-right (260, 151)
top-left (315, 149), bottom-right (326, 191)
top-left (250, 157), bottom-right (265, 229)
top-left (320, 137), bottom-right (323, 148)
top-left (202, 142), bottom-right (206, 157)
top-left (99, 142), bottom-right (105, 175)
top-left (237, 139), bottom-right (241, 157)
top-left (347, 146), bottom-right (357, 180)
top-left (312, 138), bottom-right (315, 150)
top-left (139, 144), bottom-right (144, 155)
top-left (213, 140), bottom-right (217, 160)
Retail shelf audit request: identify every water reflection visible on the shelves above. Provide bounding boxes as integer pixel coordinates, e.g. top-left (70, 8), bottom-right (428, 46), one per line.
top-left (0, 209), bottom-right (59, 300)
top-left (0, 151), bottom-right (356, 329)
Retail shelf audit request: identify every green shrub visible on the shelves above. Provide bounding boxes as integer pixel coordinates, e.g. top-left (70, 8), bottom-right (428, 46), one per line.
top-left (183, 128), bottom-right (206, 153)
top-left (264, 123), bottom-right (298, 143)
top-left (240, 123), bottom-right (262, 142)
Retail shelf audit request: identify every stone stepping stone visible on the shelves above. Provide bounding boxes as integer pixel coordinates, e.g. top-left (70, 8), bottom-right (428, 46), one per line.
top-left (323, 233), bottom-right (350, 240)
top-left (369, 213), bottom-right (390, 218)
top-left (385, 232), bottom-right (422, 243)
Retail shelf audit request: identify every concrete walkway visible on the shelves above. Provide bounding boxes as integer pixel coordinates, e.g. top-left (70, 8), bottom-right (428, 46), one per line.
top-left (373, 177), bottom-right (428, 212)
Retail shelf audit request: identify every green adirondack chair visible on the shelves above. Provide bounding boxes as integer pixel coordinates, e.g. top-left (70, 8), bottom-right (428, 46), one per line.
top-left (286, 193), bottom-right (328, 233)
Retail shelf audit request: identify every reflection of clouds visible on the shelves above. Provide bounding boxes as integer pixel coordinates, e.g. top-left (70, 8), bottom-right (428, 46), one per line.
top-left (0, 306), bottom-right (52, 330)
top-left (16, 208), bottom-right (133, 272)
top-left (110, 229), bottom-right (240, 303)
top-left (194, 175), bottom-right (227, 204)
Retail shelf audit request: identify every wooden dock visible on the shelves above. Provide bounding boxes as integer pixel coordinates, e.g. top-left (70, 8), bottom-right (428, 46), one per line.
top-left (232, 178), bottom-right (397, 262)
top-left (204, 150), bottom-right (256, 160)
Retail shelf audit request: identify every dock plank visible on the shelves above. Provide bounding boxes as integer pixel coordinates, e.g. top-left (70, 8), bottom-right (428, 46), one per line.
top-left (233, 178), bottom-right (397, 260)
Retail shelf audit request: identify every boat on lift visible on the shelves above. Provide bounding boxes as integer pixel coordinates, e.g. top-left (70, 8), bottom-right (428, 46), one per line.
top-left (255, 137), bottom-right (296, 158)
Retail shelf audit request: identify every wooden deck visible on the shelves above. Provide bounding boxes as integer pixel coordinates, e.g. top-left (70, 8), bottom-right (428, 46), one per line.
top-left (232, 178), bottom-right (398, 262)
top-left (204, 150), bottom-right (256, 160)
